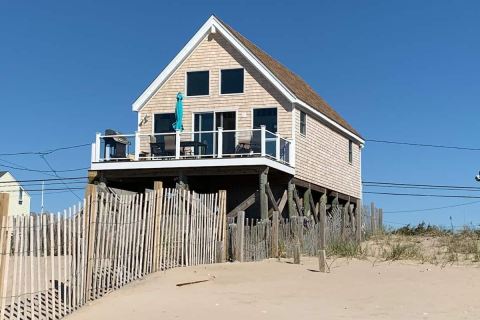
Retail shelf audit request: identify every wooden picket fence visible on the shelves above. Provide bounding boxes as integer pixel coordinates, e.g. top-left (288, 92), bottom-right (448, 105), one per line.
top-left (0, 186), bottom-right (226, 320)
top-left (228, 201), bottom-right (380, 262)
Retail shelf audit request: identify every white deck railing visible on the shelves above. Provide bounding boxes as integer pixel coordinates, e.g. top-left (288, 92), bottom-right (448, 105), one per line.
top-left (91, 126), bottom-right (295, 167)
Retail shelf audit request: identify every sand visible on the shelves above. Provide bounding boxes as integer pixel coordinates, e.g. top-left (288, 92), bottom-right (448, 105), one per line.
top-left (65, 257), bottom-right (480, 320)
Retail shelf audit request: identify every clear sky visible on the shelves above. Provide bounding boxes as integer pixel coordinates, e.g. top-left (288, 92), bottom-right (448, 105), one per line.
top-left (1, 0), bottom-right (479, 227)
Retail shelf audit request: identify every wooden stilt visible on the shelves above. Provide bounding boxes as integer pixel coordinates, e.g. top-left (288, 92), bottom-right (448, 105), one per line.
top-left (319, 194), bottom-right (327, 272)
top-left (259, 168), bottom-right (268, 220)
top-left (287, 179), bottom-right (296, 218)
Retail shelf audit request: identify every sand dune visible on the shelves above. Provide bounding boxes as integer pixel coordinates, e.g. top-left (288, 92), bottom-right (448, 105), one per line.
top-left (66, 257), bottom-right (480, 320)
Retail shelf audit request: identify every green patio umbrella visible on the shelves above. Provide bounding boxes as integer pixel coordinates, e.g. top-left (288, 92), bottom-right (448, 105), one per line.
top-left (173, 92), bottom-right (184, 131)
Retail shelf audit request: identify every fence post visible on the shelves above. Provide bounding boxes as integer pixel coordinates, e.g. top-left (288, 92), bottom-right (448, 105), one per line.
top-left (378, 208), bottom-right (383, 233)
top-left (318, 194), bottom-right (327, 272)
top-left (271, 211), bottom-right (279, 258)
top-left (216, 190), bottom-right (227, 263)
top-left (370, 202), bottom-right (376, 234)
top-left (84, 184), bottom-right (98, 302)
top-left (235, 211), bottom-right (245, 262)
top-left (0, 193), bottom-right (9, 218)
top-left (341, 201), bottom-right (349, 241)
top-left (152, 181), bottom-right (163, 271)
top-left (355, 199), bottom-right (362, 243)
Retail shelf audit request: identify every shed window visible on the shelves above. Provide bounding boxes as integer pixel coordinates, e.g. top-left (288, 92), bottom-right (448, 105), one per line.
top-left (349, 140), bottom-right (353, 164)
top-left (186, 71), bottom-right (209, 96)
top-left (300, 111), bottom-right (307, 135)
top-left (221, 68), bottom-right (244, 94)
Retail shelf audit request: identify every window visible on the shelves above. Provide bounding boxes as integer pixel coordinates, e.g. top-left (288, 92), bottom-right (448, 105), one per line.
top-left (154, 113), bottom-right (176, 134)
top-left (300, 111), bottom-right (307, 135)
top-left (349, 140), bottom-right (353, 164)
top-left (186, 71), bottom-right (209, 96)
top-left (221, 68), bottom-right (244, 94)
top-left (18, 188), bottom-right (23, 205)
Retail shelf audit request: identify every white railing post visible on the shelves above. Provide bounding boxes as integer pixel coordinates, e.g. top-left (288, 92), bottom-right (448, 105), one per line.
top-left (134, 131), bottom-right (140, 160)
top-left (275, 132), bottom-right (281, 161)
top-left (260, 125), bottom-right (266, 157)
top-left (217, 127), bottom-right (223, 158)
top-left (289, 139), bottom-right (296, 167)
top-left (175, 130), bottom-right (181, 159)
top-left (91, 143), bottom-right (96, 163)
top-left (95, 132), bottom-right (102, 162)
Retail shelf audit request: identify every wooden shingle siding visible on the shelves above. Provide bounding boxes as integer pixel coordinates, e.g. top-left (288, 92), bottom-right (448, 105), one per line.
top-left (294, 108), bottom-right (362, 199)
top-left (138, 32), bottom-right (292, 152)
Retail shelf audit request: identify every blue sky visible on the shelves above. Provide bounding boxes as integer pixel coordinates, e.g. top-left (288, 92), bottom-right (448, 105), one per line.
top-left (1, 0), bottom-right (479, 227)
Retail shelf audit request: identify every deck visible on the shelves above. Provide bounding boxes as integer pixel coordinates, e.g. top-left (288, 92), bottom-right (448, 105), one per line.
top-left (90, 126), bottom-right (295, 175)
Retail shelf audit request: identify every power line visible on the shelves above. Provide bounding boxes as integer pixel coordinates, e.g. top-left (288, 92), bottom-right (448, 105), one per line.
top-left (0, 163), bottom-right (89, 173)
top-left (363, 180), bottom-right (480, 190)
top-left (366, 139), bottom-right (480, 151)
top-left (0, 143), bottom-right (90, 157)
top-left (39, 155), bottom-right (82, 201)
top-left (0, 187), bottom-right (85, 193)
top-left (382, 201), bottom-right (480, 213)
top-left (0, 177), bottom-right (86, 184)
top-left (363, 184), bottom-right (480, 192)
top-left (364, 191), bottom-right (480, 199)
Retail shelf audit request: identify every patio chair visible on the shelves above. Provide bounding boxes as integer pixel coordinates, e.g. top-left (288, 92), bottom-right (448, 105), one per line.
top-left (250, 130), bottom-right (262, 154)
top-left (104, 129), bottom-right (129, 159)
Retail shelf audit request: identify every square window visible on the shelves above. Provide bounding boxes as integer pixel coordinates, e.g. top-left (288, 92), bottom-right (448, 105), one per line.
top-left (300, 111), bottom-right (307, 135)
top-left (186, 71), bottom-right (209, 96)
top-left (221, 68), bottom-right (244, 94)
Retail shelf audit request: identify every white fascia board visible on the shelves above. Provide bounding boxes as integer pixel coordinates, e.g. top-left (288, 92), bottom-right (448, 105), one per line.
top-left (295, 99), bottom-right (365, 145)
top-left (91, 157), bottom-right (295, 175)
top-left (132, 15), bottom-right (297, 112)
top-left (132, 16), bottom-right (216, 111)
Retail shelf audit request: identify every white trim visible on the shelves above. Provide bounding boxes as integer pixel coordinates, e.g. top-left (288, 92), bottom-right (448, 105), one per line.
top-left (131, 15), bottom-right (363, 145)
top-left (91, 157), bottom-right (295, 175)
top-left (185, 69), bottom-right (210, 97)
top-left (219, 67), bottom-right (245, 96)
top-left (295, 100), bottom-right (365, 145)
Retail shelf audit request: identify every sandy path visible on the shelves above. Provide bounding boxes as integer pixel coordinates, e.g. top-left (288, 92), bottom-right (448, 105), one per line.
top-left (66, 258), bottom-right (480, 320)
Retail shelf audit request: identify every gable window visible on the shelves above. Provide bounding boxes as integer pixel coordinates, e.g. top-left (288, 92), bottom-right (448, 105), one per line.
top-left (220, 68), bottom-right (244, 94)
top-left (349, 140), bottom-right (353, 164)
top-left (186, 71), bottom-right (209, 96)
top-left (18, 187), bottom-right (23, 205)
top-left (300, 111), bottom-right (307, 135)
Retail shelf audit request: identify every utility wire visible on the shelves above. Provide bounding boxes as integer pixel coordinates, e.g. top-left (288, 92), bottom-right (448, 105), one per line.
top-left (0, 177), bottom-right (86, 184)
top-left (363, 184), bottom-right (480, 192)
top-left (366, 139), bottom-right (480, 151)
top-left (363, 181), bottom-right (480, 190)
top-left (0, 187), bottom-right (85, 193)
top-left (0, 163), bottom-right (89, 173)
top-left (364, 191), bottom-right (480, 199)
top-left (0, 143), bottom-right (90, 156)
top-left (39, 155), bottom-right (82, 201)
top-left (382, 200), bottom-right (480, 213)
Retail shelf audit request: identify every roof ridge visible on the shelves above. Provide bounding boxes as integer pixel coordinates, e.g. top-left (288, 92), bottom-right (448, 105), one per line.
top-left (216, 17), bottom-right (362, 138)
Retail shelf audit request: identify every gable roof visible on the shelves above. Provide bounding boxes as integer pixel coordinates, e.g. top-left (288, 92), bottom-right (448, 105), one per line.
top-left (0, 172), bottom-right (7, 179)
top-left (132, 15), bottom-right (363, 143)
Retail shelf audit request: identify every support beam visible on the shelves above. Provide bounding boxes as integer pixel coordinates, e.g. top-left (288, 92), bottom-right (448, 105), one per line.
top-left (265, 183), bottom-right (280, 213)
top-left (268, 190), bottom-right (287, 218)
top-left (236, 211), bottom-right (245, 262)
top-left (308, 193), bottom-right (318, 223)
top-left (303, 188), bottom-right (312, 216)
top-left (341, 201), bottom-right (350, 241)
top-left (259, 168), bottom-right (269, 220)
top-left (294, 189), bottom-right (304, 216)
top-left (227, 192), bottom-right (257, 218)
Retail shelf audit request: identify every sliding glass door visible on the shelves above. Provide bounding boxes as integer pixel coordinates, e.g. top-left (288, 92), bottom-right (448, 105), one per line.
top-left (253, 108), bottom-right (277, 156)
top-left (194, 111), bottom-right (236, 156)
top-left (215, 112), bottom-right (236, 154)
